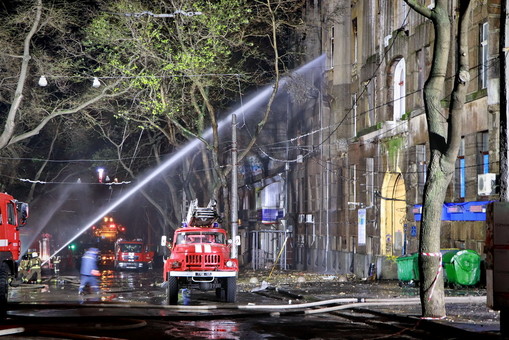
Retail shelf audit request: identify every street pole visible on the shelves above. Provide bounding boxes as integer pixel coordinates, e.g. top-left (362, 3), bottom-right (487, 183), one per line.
top-left (499, 1), bottom-right (509, 335)
top-left (231, 114), bottom-right (239, 259)
top-left (501, 0), bottom-right (509, 203)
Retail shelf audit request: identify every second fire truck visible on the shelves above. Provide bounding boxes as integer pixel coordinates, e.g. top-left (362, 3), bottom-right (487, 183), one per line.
top-left (114, 238), bottom-right (154, 270)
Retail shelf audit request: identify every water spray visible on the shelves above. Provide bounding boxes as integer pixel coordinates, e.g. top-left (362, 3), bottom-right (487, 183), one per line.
top-left (44, 54), bottom-right (325, 266)
top-left (22, 183), bottom-right (81, 257)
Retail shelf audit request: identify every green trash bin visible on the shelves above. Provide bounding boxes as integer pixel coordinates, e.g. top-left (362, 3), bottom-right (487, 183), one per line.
top-left (396, 253), bottom-right (419, 284)
top-left (442, 249), bottom-right (481, 287)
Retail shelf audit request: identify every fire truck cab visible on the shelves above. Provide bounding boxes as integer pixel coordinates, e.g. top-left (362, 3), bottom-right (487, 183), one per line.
top-left (114, 238), bottom-right (154, 271)
top-left (0, 192), bottom-right (28, 304)
top-left (162, 199), bottom-right (238, 305)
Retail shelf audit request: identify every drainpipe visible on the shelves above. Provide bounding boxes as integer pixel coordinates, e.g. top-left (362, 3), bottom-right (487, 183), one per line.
top-left (324, 88), bottom-right (331, 272)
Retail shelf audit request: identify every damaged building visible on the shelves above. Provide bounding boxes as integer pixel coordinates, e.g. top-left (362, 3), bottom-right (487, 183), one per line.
top-left (237, 0), bottom-right (501, 279)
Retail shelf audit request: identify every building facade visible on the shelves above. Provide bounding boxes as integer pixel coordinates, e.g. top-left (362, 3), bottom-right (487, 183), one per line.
top-left (237, 0), bottom-right (501, 278)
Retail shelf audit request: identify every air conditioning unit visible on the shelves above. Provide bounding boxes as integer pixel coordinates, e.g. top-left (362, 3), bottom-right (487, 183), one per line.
top-left (305, 214), bottom-right (314, 224)
top-left (478, 173), bottom-right (497, 196)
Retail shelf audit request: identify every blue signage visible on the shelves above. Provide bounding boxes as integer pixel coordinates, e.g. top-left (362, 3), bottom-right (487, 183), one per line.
top-left (413, 201), bottom-right (495, 222)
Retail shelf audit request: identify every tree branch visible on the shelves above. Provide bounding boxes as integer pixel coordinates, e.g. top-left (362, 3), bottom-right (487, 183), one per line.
top-left (8, 81), bottom-right (130, 145)
top-left (445, 0), bottom-right (473, 162)
top-left (0, 0), bottom-right (43, 149)
top-left (404, 0), bottom-right (433, 18)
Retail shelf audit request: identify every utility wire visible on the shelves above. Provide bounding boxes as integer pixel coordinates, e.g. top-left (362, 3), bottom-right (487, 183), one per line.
top-left (251, 8), bottom-right (500, 161)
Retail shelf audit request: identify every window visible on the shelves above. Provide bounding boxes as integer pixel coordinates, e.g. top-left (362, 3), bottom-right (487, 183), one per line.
top-left (350, 236), bottom-right (357, 253)
top-left (367, 79), bottom-right (376, 126)
top-left (330, 25), bottom-right (335, 69)
top-left (393, 58), bottom-right (406, 121)
top-left (352, 93), bottom-right (357, 137)
top-left (7, 202), bottom-right (15, 225)
top-left (299, 176), bottom-right (305, 212)
top-left (477, 131), bottom-right (489, 174)
top-left (456, 138), bottom-right (466, 199)
top-left (350, 164), bottom-right (357, 208)
top-left (366, 158), bottom-right (374, 207)
top-left (120, 244), bottom-right (143, 252)
top-left (315, 174), bottom-right (320, 211)
top-left (416, 49), bottom-right (425, 103)
top-left (352, 19), bottom-right (358, 64)
top-left (176, 232), bottom-right (225, 245)
top-left (338, 168), bottom-right (344, 211)
top-left (479, 22), bottom-right (488, 89)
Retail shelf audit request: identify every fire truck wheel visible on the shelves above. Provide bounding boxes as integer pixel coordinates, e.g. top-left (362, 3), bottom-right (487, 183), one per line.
top-left (0, 262), bottom-right (9, 304)
top-left (167, 277), bottom-right (179, 305)
top-left (225, 277), bottom-right (237, 303)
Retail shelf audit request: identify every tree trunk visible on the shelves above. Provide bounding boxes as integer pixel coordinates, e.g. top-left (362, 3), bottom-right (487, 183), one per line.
top-left (405, 0), bottom-right (473, 318)
top-left (419, 156), bottom-right (449, 317)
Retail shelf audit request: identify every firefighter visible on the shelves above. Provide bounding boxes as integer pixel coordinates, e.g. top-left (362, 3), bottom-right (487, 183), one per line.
top-left (79, 248), bottom-right (101, 295)
top-left (18, 254), bottom-right (30, 283)
top-left (26, 252), bottom-right (42, 284)
top-left (51, 256), bottom-right (61, 277)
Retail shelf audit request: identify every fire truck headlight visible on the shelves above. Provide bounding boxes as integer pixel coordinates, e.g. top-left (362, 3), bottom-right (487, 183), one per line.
top-left (171, 261), bottom-right (181, 268)
top-left (226, 260), bottom-right (234, 268)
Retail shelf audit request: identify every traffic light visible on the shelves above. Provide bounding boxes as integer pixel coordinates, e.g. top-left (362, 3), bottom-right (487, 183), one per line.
top-left (68, 243), bottom-right (76, 251)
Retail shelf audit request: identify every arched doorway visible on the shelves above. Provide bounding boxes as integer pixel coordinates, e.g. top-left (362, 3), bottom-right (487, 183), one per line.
top-left (380, 172), bottom-right (406, 256)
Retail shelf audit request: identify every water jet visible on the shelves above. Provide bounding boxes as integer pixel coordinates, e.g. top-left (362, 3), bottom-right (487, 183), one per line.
top-left (44, 55), bottom-right (326, 265)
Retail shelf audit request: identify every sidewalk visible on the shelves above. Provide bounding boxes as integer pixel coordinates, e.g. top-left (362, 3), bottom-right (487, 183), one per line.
top-left (240, 270), bottom-right (502, 338)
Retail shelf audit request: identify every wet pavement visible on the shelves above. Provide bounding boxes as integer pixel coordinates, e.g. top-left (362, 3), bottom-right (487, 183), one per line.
top-left (0, 268), bottom-right (503, 339)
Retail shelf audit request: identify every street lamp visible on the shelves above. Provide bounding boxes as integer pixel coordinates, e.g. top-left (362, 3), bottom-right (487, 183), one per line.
top-left (92, 77), bottom-right (101, 88)
top-left (97, 168), bottom-right (105, 183)
top-left (38, 75), bottom-right (48, 87)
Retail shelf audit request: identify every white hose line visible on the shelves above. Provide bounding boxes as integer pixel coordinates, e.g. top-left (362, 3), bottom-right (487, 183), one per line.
top-left (305, 300), bottom-right (420, 315)
top-left (238, 298), bottom-right (360, 310)
top-left (239, 297), bottom-right (420, 311)
top-left (239, 296), bottom-right (486, 313)
top-left (305, 296), bottom-right (486, 315)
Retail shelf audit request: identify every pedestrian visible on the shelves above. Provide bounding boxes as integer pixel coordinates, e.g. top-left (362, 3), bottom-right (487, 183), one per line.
top-left (26, 252), bottom-right (42, 284)
top-left (78, 248), bottom-right (101, 295)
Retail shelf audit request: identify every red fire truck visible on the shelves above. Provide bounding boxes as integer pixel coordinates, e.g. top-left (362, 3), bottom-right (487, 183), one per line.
top-left (0, 192), bottom-right (29, 303)
top-left (161, 199), bottom-right (238, 305)
top-left (91, 216), bottom-right (126, 241)
top-left (114, 238), bottom-right (154, 271)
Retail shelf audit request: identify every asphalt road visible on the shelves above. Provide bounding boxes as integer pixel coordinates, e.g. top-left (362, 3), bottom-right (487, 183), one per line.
top-left (1, 268), bottom-right (503, 339)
